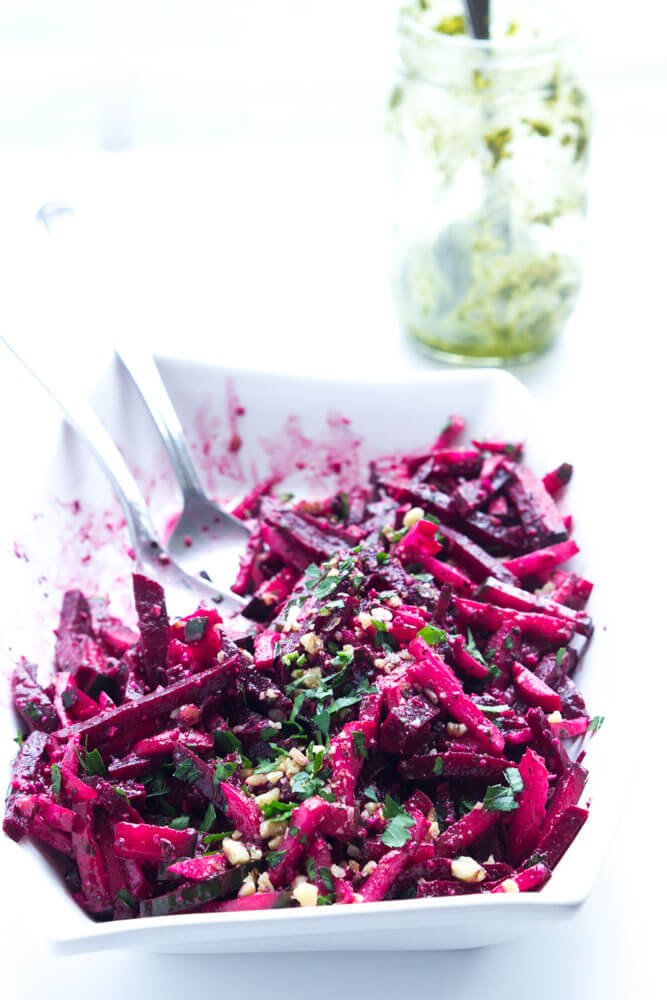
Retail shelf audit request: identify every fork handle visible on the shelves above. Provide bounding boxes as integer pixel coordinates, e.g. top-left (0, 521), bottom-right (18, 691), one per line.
top-left (1, 333), bottom-right (162, 563)
top-left (116, 344), bottom-right (207, 503)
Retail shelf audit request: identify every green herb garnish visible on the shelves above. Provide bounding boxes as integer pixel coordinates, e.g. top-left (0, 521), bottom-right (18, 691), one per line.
top-left (260, 799), bottom-right (295, 821)
top-left (417, 624), bottom-right (448, 646)
top-left (200, 802), bottom-right (217, 833)
top-left (214, 760), bottom-right (239, 783)
top-left (214, 730), bottom-right (242, 756)
top-left (184, 616), bottom-right (208, 643)
top-left (51, 763), bottom-right (62, 802)
top-left (77, 747), bottom-right (107, 778)
top-left (173, 758), bottom-right (201, 784)
top-left (117, 889), bottom-right (138, 913)
top-left (352, 731), bottom-right (368, 760)
top-left (381, 795), bottom-right (415, 848)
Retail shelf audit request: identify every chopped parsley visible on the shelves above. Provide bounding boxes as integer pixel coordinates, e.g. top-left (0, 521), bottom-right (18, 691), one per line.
top-left (331, 647), bottom-right (354, 670)
top-left (372, 619), bottom-right (398, 653)
top-left (319, 866), bottom-right (334, 892)
top-left (202, 831), bottom-right (233, 846)
top-left (200, 802), bottom-right (217, 833)
top-left (173, 758), bottom-right (201, 784)
top-left (381, 795), bottom-right (415, 848)
top-left (259, 799), bottom-right (295, 821)
top-left (266, 849), bottom-right (287, 870)
top-left (214, 730), bottom-right (242, 756)
top-left (483, 767), bottom-right (524, 812)
top-left (214, 760), bottom-right (239, 783)
top-left (169, 815), bottom-right (191, 830)
top-left (352, 731), bottom-right (368, 760)
top-left (117, 889), bottom-right (138, 913)
top-left (77, 747), bottom-right (107, 778)
top-left (417, 624), bottom-right (448, 646)
top-left (588, 715), bottom-right (604, 733)
top-left (465, 627), bottom-right (487, 668)
top-left (51, 763), bottom-right (62, 802)
top-left (184, 616), bottom-right (208, 643)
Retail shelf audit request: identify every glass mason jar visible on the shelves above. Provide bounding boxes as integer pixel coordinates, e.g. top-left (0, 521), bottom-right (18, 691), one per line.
top-left (387, 5), bottom-right (591, 364)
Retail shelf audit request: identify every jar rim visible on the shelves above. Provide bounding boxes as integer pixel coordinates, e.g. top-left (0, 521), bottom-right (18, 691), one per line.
top-left (397, 7), bottom-right (578, 62)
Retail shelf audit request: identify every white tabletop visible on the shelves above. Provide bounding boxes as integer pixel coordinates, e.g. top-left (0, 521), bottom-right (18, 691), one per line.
top-left (0, 80), bottom-right (665, 999)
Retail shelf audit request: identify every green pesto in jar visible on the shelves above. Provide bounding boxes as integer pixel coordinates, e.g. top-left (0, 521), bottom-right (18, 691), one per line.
top-left (388, 2), bottom-right (591, 363)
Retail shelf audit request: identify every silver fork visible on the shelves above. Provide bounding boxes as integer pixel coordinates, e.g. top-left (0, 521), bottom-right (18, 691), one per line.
top-left (37, 201), bottom-right (252, 597)
top-left (115, 344), bottom-right (251, 592)
top-left (0, 332), bottom-right (248, 624)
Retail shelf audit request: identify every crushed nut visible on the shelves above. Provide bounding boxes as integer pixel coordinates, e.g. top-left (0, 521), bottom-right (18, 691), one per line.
top-left (451, 856), bottom-right (487, 884)
top-left (388, 594), bottom-right (401, 608)
top-left (289, 747), bottom-right (309, 767)
top-left (283, 604), bottom-right (302, 632)
top-left (370, 607), bottom-right (393, 622)
top-left (358, 612), bottom-right (373, 630)
top-left (260, 819), bottom-right (287, 840)
top-left (300, 632), bottom-right (323, 656)
top-left (500, 878), bottom-right (520, 894)
top-left (403, 506), bottom-right (425, 528)
top-left (446, 722), bottom-right (468, 737)
top-left (222, 838), bottom-right (251, 866)
top-left (547, 710), bottom-right (563, 724)
top-left (257, 872), bottom-right (274, 893)
top-left (266, 770), bottom-right (284, 785)
top-left (267, 834), bottom-right (284, 850)
top-left (330, 864), bottom-right (346, 879)
top-left (238, 873), bottom-right (256, 898)
top-left (361, 860), bottom-right (378, 877)
top-left (299, 667), bottom-right (322, 690)
top-left (282, 757), bottom-right (302, 778)
top-left (245, 773), bottom-right (269, 788)
top-left (292, 882), bottom-right (318, 907)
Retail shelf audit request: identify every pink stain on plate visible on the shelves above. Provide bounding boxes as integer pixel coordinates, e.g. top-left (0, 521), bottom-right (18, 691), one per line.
top-left (6, 381), bottom-right (368, 683)
top-left (259, 411), bottom-right (363, 492)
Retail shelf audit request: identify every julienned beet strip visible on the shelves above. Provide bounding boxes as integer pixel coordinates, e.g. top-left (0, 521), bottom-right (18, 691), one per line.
top-left (3, 416), bottom-right (598, 920)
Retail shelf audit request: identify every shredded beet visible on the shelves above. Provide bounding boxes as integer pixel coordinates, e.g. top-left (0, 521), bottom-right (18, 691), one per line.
top-left (3, 417), bottom-right (597, 918)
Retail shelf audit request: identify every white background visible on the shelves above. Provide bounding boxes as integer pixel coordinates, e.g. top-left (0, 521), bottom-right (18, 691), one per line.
top-left (0, 1), bottom-right (666, 997)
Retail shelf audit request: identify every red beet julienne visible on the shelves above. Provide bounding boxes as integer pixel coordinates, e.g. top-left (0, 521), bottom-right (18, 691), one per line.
top-left (3, 416), bottom-right (600, 919)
